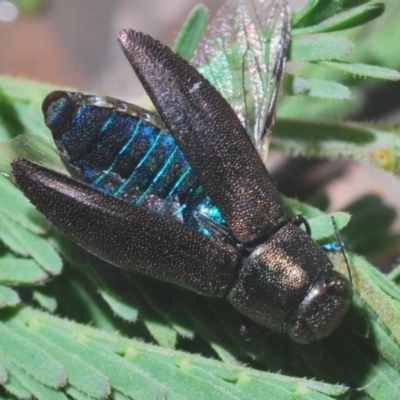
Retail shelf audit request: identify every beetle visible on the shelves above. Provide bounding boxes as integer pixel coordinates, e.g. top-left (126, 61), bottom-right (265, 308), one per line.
top-left (10, 0), bottom-right (351, 344)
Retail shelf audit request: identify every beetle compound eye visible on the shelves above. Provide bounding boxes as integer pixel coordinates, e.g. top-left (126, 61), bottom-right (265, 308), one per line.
top-left (284, 269), bottom-right (352, 343)
top-left (42, 91), bottom-right (81, 138)
top-left (288, 318), bottom-right (315, 344)
top-left (326, 273), bottom-right (353, 299)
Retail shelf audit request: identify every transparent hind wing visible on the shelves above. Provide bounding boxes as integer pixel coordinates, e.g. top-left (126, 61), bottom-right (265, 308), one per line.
top-left (192, 0), bottom-right (290, 163)
top-left (0, 133), bottom-right (68, 178)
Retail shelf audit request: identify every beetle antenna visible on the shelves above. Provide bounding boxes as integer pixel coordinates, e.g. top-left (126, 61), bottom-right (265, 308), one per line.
top-left (291, 214), bottom-right (311, 236)
top-left (331, 216), bottom-right (352, 286)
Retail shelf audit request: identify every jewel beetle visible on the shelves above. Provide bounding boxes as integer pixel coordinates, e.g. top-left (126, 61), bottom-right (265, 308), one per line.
top-left (10, 0), bottom-right (352, 344)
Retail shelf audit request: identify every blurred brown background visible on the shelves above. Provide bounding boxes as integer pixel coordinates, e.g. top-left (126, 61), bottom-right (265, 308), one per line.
top-left (0, 0), bottom-right (306, 98)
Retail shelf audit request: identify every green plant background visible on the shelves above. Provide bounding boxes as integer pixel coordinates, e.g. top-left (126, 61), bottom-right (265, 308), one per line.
top-left (1, 0), bottom-right (400, 399)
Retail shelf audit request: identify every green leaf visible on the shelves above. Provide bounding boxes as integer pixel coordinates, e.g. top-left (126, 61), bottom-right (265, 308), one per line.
top-left (291, 76), bottom-right (352, 99)
top-left (308, 212), bottom-right (351, 241)
top-left (293, 0), bottom-right (375, 28)
top-left (292, 3), bottom-right (385, 36)
top-left (0, 90), bottom-right (25, 140)
top-left (42, 320), bottom-right (213, 399)
top-left (9, 316), bottom-right (111, 399)
top-left (290, 35), bottom-right (354, 61)
top-left (55, 270), bottom-right (131, 334)
top-left (136, 303), bottom-right (178, 349)
top-left (342, 0), bottom-right (373, 7)
top-left (65, 386), bottom-right (94, 400)
top-left (364, 301), bottom-right (400, 370)
top-left (272, 119), bottom-right (400, 177)
top-left (293, 0), bottom-right (343, 28)
top-left (174, 5), bottom-right (209, 61)
top-left (0, 360), bottom-right (7, 385)
top-left (0, 212), bottom-right (28, 256)
top-left (32, 290), bottom-right (58, 312)
top-left (346, 253), bottom-right (400, 346)
top-left (284, 197), bottom-right (351, 241)
top-left (0, 212), bottom-right (62, 275)
top-left (0, 285), bottom-right (20, 308)
top-left (2, 365), bottom-right (35, 399)
top-left (130, 276), bottom-right (195, 340)
top-left (321, 60), bottom-right (400, 80)
top-left (4, 360), bottom-right (68, 400)
top-left (0, 175), bottom-right (49, 235)
top-left (98, 289), bottom-right (138, 323)
top-left (0, 321), bottom-right (67, 388)
top-left (0, 255), bottom-right (48, 285)
top-left (283, 196), bottom-right (326, 218)
top-left (324, 328), bottom-right (400, 399)
top-left (0, 307), bottom-right (349, 400)
top-left (274, 118), bottom-right (375, 144)
top-left (0, 76), bottom-right (55, 141)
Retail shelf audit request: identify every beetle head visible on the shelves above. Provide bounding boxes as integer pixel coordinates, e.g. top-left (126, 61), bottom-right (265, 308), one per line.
top-left (284, 269), bottom-right (352, 344)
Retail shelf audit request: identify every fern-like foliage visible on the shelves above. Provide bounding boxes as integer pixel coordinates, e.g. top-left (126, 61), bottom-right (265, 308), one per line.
top-left (0, 1), bottom-right (400, 399)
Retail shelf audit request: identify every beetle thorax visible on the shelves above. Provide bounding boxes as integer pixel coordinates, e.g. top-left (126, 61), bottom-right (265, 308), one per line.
top-left (226, 222), bottom-right (350, 341)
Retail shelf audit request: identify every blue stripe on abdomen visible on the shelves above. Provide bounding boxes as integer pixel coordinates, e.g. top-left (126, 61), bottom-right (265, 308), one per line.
top-left (56, 103), bottom-right (226, 236)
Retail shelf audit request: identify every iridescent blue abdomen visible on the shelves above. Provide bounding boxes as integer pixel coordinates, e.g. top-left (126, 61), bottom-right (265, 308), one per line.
top-left (43, 91), bottom-right (227, 236)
